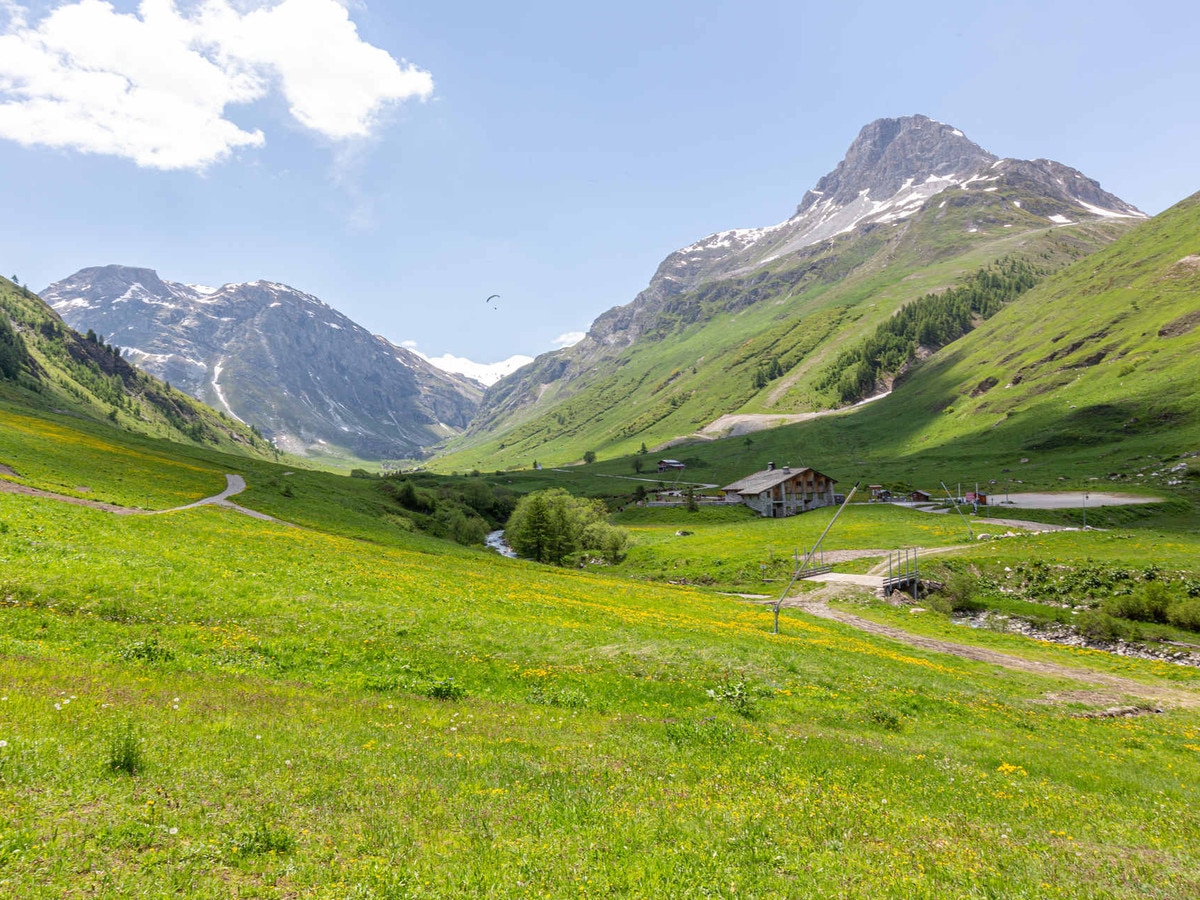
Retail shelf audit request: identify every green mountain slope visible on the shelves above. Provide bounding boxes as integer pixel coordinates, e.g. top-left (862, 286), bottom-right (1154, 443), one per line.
top-left (565, 191), bottom-right (1198, 509)
top-left (437, 206), bottom-right (1131, 472)
top-left (868, 190), bottom-right (1200, 465)
top-left (0, 275), bottom-right (272, 457)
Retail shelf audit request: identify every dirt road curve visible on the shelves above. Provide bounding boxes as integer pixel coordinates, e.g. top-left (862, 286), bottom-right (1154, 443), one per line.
top-left (787, 592), bottom-right (1200, 709)
top-left (0, 474), bottom-right (284, 523)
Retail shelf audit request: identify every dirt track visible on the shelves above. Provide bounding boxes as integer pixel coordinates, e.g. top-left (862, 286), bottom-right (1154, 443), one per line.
top-left (0, 474), bottom-right (284, 523)
top-left (787, 589), bottom-right (1200, 709)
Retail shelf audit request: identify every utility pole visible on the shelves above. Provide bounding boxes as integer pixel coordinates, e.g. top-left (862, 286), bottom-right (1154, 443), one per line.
top-left (772, 483), bottom-right (859, 634)
top-left (941, 481), bottom-right (974, 541)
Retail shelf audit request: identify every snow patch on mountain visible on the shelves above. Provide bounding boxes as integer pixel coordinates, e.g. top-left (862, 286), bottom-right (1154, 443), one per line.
top-left (1074, 199), bottom-right (1146, 219)
top-left (210, 360), bottom-right (246, 423)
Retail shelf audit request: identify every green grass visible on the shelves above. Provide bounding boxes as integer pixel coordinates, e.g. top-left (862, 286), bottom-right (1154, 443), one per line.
top-left (610, 503), bottom-right (974, 591)
top-left (3, 396), bottom-right (1200, 896)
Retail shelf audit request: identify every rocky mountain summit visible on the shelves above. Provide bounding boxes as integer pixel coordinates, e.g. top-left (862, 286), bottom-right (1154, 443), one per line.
top-left (44, 266), bottom-right (482, 459)
top-left (592, 115), bottom-right (1143, 349)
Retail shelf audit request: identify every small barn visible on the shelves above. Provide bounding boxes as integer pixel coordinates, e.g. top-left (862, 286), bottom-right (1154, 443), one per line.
top-left (657, 459), bottom-right (686, 473)
top-left (721, 463), bottom-right (837, 518)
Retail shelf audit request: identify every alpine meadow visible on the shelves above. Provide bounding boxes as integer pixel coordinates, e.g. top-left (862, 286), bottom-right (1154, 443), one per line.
top-left (2, 60), bottom-right (1200, 900)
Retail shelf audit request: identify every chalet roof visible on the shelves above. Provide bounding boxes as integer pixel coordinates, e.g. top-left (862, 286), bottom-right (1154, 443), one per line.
top-left (722, 466), bottom-right (834, 495)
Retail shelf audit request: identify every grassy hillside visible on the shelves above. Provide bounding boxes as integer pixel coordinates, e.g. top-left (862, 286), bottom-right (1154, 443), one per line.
top-left (2, 401), bottom-right (1200, 897)
top-left (0, 276), bottom-right (272, 458)
top-left (497, 192), bottom-right (1199, 531)
top-left (436, 187), bottom-right (1133, 472)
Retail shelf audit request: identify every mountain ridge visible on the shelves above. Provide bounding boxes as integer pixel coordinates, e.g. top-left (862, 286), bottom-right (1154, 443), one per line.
top-left (44, 266), bottom-right (484, 460)
top-left (0, 275), bottom-right (271, 456)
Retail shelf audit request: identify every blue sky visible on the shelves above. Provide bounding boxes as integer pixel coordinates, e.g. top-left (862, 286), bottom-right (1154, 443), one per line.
top-left (1, 1), bottom-right (1198, 368)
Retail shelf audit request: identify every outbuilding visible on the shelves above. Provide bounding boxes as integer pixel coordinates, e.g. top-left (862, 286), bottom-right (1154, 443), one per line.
top-left (720, 463), bottom-right (837, 518)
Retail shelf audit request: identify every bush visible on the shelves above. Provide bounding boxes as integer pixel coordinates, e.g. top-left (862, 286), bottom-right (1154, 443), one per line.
top-left (864, 704), bottom-right (903, 732)
top-left (105, 720), bottom-right (144, 776)
top-left (425, 677), bottom-right (466, 701)
top-left (1167, 599), bottom-right (1200, 633)
top-left (1076, 610), bottom-right (1138, 642)
top-left (931, 570), bottom-right (982, 613)
top-left (706, 678), bottom-right (756, 718)
top-left (1102, 581), bottom-right (1173, 624)
top-left (118, 637), bottom-right (174, 663)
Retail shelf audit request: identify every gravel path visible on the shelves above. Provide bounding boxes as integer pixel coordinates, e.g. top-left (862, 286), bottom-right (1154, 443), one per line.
top-left (0, 473), bottom-right (285, 523)
top-left (788, 590), bottom-right (1200, 709)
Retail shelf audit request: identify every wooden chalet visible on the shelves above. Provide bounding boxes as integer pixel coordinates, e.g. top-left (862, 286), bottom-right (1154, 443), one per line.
top-left (720, 463), bottom-right (837, 518)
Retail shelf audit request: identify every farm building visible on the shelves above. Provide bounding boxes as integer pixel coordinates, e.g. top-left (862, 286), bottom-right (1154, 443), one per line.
top-left (657, 459), bottom-right (686, 473)
top-left (720, 463), bottom-right (837, 518)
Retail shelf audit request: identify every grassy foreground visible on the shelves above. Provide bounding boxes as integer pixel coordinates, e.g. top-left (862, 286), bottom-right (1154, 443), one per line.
top-left (2, 413), bottom-right (1200, 897)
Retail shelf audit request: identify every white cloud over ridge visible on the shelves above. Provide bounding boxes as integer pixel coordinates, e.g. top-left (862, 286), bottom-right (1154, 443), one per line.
top-left (552, 331), bottom-right (585, 348)
top-left (0, 0), bottom-right (433, 170)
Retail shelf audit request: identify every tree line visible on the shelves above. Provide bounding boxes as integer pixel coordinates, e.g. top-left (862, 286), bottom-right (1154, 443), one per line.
top-left (819, 258), bottom-right (1043, 404)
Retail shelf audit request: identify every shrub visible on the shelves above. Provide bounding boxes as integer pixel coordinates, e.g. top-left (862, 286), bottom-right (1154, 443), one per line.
top-left (118, 637), bottom-right (174, 663)
top-left (1076, 610), bottom-right (1137, 642)
top-left (706, 678), bottom-right (756, 718)
top-left (1103, 581), bottom-right (1173, 624)
top-left (931, 570), bottom-right (982, 613)
top-left (864, 704), bottom-right (903, 732)
top-left (1167, 599), bottom-right (1200, 633)
top-left (105, 720), bottom-right (144, 776)
top-left (229, 820), bottom-right (294, 856)
top-left (1102, 593), bottom-right (1148, 622)
top-left (425, 678), bottom-right (466, 701)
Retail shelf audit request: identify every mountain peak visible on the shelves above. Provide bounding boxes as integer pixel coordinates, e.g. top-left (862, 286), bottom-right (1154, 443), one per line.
top-left (795, 114), bottom-right (992, 214)
top-left (42, 267), bottom-right (483, 459)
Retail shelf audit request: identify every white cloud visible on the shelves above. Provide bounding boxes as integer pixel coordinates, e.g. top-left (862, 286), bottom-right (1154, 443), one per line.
top-left (425, 352), bottom-right (534, 387)
top-left (552, 331), bottom-right (586, 348)
top-left (0, 0), bottom-right (433, 170)
top-left (401, 341), bottom-right (533, 387)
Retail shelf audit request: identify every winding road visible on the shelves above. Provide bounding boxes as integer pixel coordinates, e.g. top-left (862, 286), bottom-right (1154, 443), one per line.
top-left (0, 473), bottom-right (286, 523)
